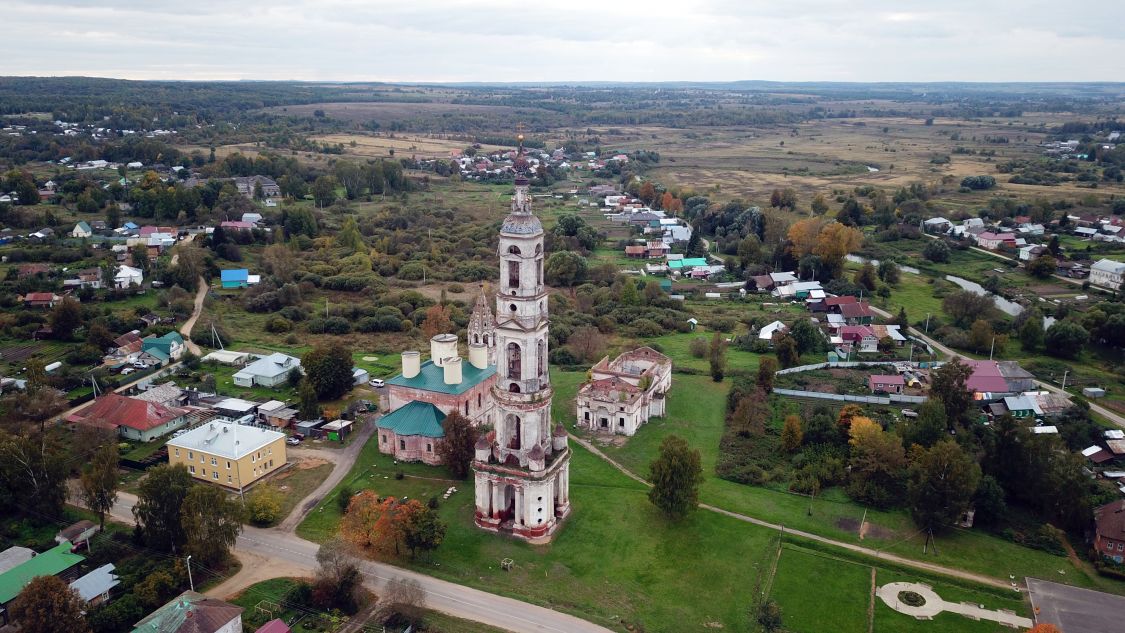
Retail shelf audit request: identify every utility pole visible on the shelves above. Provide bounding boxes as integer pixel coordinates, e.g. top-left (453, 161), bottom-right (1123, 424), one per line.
top-left (925, 313), bottom-right (931, 334)
top-left (989, 336), bottom-right (996, 361)
top-left (186, 555), bottom-right (194, 591)
top-left (1061, 370), bottom-right (1069, 392)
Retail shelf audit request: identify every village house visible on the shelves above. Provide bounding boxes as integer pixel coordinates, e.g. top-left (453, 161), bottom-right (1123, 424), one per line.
top-left (1090, 258), bottom-right (1125, 291)
top-left (868, 374), bottom-right (905, 394)
top-left (839, 325), bottom-right (879, 353)
top-left (576, 347), bottom-right (672, 436)
top-left (1018, 244), bottom-right (1048, 261)
top-left (133, 382), bottom-right (187, 408)
top-left (758, 320), bottom-right (789, 344)
top-left (0, 542), bottom-right (85, 625)
top-left (923, 217), bottom-right (952, 233)
top-left (70, 564), bottom-right (119, 607)
top-left (133, 590), bottom-right (243, 633)
top-left (220, 268), bottom-right (250, 288)
top-left (114, 264), bottom-right (144, 288)
top-left (66, 393), bottom-right (188, 442)
top-left (142, 331), bottom-right (185, 363)
top-left (976, 231), bottom-right (1017, 251)
top-left (1094, 501), bottom-right (1125, 564)
top-left (70, 220), bottom-right (93, 238)
top-left (232, 353), bottom-right (301, 388)
top-left (19, 292), bottom-right (60, 308)
top-left (167, 421), bottom-right (287, 490)
top-left (839, 301), bottom-right (875, 325)
top-left (55, 520), bottom-right (99, 548)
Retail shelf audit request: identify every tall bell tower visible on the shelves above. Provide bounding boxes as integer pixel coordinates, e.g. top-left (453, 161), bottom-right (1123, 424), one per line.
top-left (472, 131), bottom-right (571, 542)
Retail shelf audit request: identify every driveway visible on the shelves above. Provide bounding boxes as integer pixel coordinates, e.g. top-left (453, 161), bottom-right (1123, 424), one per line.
top-left (276, 420), bottom-right (376, 532)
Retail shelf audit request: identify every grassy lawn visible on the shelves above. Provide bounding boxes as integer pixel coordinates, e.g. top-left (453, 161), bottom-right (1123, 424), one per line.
top-left (257, 461), bottom-right (335, 527)
top-left (766, 542), bottom-right (1031, 633)
top-left (561, 363), bottom-right (1118, 593)
top-left (228, 577), bottom-right (348, 633)
top-left (769, 545), bottom-right (872, 633)
top-left (299, 430), bottom-right (779, 632)
top-left (120, 436), bottom-right (170, 462)
top-left (199, 360), bottom-right (299, 402)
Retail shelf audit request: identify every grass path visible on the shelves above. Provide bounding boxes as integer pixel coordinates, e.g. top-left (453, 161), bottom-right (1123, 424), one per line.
top-left (569, 433), bottom-right (1017, 590)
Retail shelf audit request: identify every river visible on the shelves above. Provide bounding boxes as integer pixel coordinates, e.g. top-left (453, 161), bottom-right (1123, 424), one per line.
top-left (846, 254), bottom-right (921, 275)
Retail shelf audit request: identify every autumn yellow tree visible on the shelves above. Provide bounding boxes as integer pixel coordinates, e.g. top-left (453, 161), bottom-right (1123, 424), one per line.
top-left (787, 217), bottom-right (826, 259)
top-left (812, 223), bottom-right (864, 278)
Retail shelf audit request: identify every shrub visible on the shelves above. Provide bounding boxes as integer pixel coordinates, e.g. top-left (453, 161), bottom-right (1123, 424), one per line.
top-left (689, 337), bottom-right (708, 358)
top-left (265, 317), bottom-right (292, 333)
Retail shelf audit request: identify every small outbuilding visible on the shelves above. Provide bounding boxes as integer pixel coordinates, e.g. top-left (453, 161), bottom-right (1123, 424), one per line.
top-left (868, 374), bottom-right (905, 394)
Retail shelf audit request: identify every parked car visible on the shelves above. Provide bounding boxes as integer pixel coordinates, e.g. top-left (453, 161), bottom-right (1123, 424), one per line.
top-left (132, 361), bottom-right (148, 369)
top-left (120, 367), bottom-right (135, 375)
top-left (286, 436), bottom-right (301, 446)
top-left (900, 409), bottom-right (918, 418)
top-left (369, 378), bottom-right (385, 388)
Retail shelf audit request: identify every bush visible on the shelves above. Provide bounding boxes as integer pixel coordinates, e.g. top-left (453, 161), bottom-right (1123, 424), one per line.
top-left (689, 337), bottom-right (708, 358)
top-left (265, 317), bottom-right (292, 333)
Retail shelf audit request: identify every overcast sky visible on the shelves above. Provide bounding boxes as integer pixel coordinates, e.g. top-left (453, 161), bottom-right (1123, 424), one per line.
top-left (2, 0), bottom-right (1121, 82)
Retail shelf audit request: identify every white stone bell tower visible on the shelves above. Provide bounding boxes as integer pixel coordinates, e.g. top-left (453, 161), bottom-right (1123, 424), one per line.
top-left (472, 133), bottom-right (571, 542)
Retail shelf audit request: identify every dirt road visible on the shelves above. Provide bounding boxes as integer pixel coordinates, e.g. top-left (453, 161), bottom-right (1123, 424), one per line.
top-left (178, 276), bottom-right (208, 356)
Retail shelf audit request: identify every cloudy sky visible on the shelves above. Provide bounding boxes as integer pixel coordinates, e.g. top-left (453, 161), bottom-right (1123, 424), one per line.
top-left (2, 0), bottom-right (1121, 82)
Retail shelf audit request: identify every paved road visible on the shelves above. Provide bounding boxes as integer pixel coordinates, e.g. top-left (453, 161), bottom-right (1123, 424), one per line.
top-left (93, 484), bottom-right (611, 633)
top-left (178, 276), bottom-right (208, 356)
top-left (569, 434), bottom-right (1016, 591)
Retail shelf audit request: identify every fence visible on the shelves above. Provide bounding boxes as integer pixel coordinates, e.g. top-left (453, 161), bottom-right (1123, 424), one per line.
top-left (773, 388), bottom-right (927, 405)
top-left (775, 361), bottom-right (899, 376)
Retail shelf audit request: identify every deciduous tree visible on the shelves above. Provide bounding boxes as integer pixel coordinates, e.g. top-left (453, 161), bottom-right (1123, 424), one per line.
top-left (80, 441), bottom-right (119, 529)
top-left (133, 464), bottom-right (194, 553)
top-left (341, 491), bottom-right (424, 558)
top-left (908, 439), bottom-right (980, 531)
top-left (10, 575), bottom-right (90, 633)
top-left (1044, 321), bottom-right (1088, 359)
top-left (181, 484), bottom-right (245, 567)
top-left (436, 411), bottom-right (477, 479)
top-left (812, 223), bottom-right (863, 279)
top-left (847, 417), bottom-right (907, 507)
top-left (246, 483), bottom-right (284, 526)
top-left (757, 357), bottom-right (778, 393)
top-left (648, 435), bottom-right (704, 520)
top-left (49, 297), bottom-right (83, 340)
top-left (929, 358), bottom-right (974, 425)
top-left (774, 335), bottom-right (799, 368)
top-left (302, 341), bottom-right (354, 400)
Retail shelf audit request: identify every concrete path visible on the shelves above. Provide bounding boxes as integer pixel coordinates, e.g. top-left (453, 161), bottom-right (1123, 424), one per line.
top-left (569, 433), bottom-right (1015, 591)
top-left (877, 581), bottom-right (1032, 628)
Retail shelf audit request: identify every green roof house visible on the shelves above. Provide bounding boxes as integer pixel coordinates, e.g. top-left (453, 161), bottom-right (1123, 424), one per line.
top-left (0, 542), bottom-right (85, 622)
top-left (142, 331), bottom-right (185, 363)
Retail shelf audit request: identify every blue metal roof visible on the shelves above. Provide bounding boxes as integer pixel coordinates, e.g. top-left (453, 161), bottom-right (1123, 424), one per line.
top-left (221, 269), bottom-right (249, 282)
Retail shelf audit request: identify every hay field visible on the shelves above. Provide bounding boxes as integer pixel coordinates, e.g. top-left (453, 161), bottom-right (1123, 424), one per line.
top-left (309, 132), bottom-right (507, 159)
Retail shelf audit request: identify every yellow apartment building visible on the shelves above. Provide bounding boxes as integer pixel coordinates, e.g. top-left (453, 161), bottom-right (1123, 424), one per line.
top-left (166, 421), bottom-right (287, 490)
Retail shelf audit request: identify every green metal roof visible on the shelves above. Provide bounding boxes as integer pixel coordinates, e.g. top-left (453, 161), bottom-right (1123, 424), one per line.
top-left (0, 542), bottom-right (84, 604)
top-left (386, 359), bottom-right (495, 395)
top-left (376, 401), bottom-right (446, 438)
top-left (669, 257), bottom-right (709, 269)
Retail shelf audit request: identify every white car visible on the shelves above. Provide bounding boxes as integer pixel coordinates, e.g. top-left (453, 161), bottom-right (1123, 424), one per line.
top-left (132, 361), bottom-right (148, 369)
top-left (369, 378), bottom-right (385, 388)
top-left (120, 367), bottom-right (135, 375)
top-left (286, 436), bottom-right (301, 446)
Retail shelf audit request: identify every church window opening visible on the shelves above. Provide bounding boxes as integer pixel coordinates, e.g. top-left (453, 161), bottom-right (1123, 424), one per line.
top-left (473, 334), bottom-right (480, 344)
top-left (537, 341), bottom-right (545, 377)
top-left (478, 393), bottom-right (482, 408)
top-left (464, 401), bottom-right (469, 415)
top-left (509, 303), bottom-right (517, 312)
top-left (507, 415), bottom-right (522, 450)
top-left (509, 383), bottom-right (521, 393)
top-left (508, 261), bottom-right (520, 288)
top-left (507, 342), bottom-right (521, 379)
top-left (508, 245), bottom-right (522, 255)
top-left (399, 439), bottom-right (405, 450)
